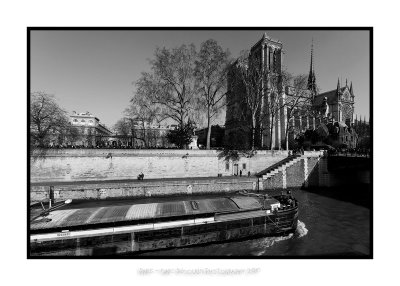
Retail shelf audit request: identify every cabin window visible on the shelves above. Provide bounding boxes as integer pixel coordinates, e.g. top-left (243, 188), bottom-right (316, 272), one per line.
top-left (225, 163), bottom-right (229, 171)
top-left (242, 163), bottom-right (246, 170)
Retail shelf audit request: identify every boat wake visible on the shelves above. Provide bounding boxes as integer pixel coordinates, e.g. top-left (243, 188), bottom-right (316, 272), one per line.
top-left (251, 220), bottom-right (308, 256)
top-left (295, 220), bottom-right (308, 238)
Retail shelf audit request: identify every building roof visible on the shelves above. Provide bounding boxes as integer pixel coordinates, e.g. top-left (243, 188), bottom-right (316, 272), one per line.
top-left (313, 87), bottom-right (345, 106)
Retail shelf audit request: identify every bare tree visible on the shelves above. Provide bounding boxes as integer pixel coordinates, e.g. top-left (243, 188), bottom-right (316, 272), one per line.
top-left (114, 118), bottom-right (131, 136)
top-left (116, 91), bottom-right (159, 148)
top-left (233, 50), bottom-right (266, 150)
top-left (135, 44), bottom-right (197, 132)
top-left (194, 39), bottom-right (230, 149)
top-left (30, 92), bottom-right (68, 150)
top-left (284, 74), bottom-right (312, 150)
top-left (260, 71), bottom-right (287, 150)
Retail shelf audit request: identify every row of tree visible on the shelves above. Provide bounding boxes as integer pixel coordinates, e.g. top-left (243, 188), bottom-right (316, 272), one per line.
top-left (116, 39), bottom-right (231, 150)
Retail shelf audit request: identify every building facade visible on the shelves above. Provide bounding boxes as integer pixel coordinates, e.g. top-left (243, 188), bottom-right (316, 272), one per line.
top-left (353, 116), bottom-right (370, 149)
top-left (225, 33), bottom-right (359, 150)
top-left (129, 122), bottom-right (177, 148)
top-left (114, 119), bottom-right (178, 148)
top-left (68, 111), bottom-right (113, 147)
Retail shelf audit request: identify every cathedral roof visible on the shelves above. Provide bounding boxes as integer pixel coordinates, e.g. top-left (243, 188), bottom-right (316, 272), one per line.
top-left (313, 86), bottom-right (348, 106)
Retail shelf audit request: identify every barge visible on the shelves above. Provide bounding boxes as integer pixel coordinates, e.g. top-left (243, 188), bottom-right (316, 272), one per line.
top-left (30, 192), bottom-right (298, 256)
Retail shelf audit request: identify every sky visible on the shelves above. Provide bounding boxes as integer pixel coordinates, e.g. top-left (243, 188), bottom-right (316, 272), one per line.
top-left (30, 29), bottom-right (370, 128)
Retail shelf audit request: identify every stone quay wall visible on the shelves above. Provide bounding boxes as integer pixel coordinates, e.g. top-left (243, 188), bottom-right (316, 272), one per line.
top-left (30, 177), bottom-right (259, 202)
top-left (258, 154), bottom-right (370, 191)
top-left (30, 154), bottom-right (321, 203)
top-left (30, 149), bottom-right (289, 183)
top-left (30, 151), bottom-right (370, 202)
top-left (259, 153), bottom-right (321, 191)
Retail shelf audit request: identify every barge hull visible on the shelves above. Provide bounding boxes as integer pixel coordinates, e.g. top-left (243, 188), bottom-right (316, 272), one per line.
top-left (31, 208), bottom-right (298, 256)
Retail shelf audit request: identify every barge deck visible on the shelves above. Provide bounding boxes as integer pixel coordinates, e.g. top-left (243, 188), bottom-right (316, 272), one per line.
top-left (30, 193), bottom-right (298, 256)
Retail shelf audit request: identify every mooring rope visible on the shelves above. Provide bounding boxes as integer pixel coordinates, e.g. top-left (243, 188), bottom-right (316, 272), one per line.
top-left (266, 212), bottom-right (280, 229)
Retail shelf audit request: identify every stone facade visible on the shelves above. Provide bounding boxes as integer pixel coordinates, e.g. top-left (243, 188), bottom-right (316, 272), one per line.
top-left (68, 111), bottom-right (113, 147)
top-left (225, 33), bottom-right (285, 150)
top-left (225, 34), bottom-right (359, 150)
top-left (119, 120), bottom-right (178, 148)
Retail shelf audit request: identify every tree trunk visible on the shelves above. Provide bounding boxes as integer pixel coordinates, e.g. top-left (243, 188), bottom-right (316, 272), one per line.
top-left (252, 115), bottom-right (256, 150)
top-left (206, 106), bottom-right (211, 150)
top-left (142, 122), bottom-right (147, 148)
top-left (180, 112), bottom-right (186, 149)
top-left (269, 114), bottom-right (274, 150)
top-left (285, 117), bottom-right (290, 151)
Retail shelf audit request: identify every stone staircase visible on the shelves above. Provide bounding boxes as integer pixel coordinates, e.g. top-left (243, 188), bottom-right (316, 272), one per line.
top-left (256, 155), bottom-right (303, 180)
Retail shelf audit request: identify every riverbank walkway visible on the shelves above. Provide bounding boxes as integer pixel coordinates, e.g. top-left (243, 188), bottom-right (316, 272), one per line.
top-left (31, 175), bottom-right (255, 187)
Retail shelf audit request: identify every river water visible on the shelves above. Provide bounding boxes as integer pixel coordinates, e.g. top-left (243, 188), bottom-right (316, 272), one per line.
top-left (138, 188), bottom-right (371, 257)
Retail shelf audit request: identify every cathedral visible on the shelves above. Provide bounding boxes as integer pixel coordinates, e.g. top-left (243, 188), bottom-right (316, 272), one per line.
top-left (225, 33), bottom-right (359, 150)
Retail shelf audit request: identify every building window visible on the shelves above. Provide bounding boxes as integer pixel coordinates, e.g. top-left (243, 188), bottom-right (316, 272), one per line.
top-left (73, 119), bottom-right (78, 122)
top-left (242, 163), bottom-right (246, 170)
top-left (225, 163), bottom-right (229, 171)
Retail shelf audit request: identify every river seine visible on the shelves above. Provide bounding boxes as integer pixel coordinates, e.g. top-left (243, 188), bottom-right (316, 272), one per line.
top-left (138, 188), bottom-right (371, 257)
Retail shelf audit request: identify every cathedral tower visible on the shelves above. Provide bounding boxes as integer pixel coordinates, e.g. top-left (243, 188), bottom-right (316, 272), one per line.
top-left (250, 33), bottom-right (284, 149)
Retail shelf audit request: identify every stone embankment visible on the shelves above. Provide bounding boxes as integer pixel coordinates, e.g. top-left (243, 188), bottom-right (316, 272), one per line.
top-left (30, 150), bottom-right (369, 203)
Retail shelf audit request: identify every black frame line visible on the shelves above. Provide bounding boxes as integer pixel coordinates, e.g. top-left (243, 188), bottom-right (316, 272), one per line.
top-left (27, 27), bottom-right (373, 259)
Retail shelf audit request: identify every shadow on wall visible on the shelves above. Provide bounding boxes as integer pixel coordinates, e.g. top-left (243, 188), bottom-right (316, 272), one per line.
top-left (30, 147), bottom-right (49, 163)
top-left (304, 157), bottom-right (372, 209)
top-left (304, 158), bottom-right (320, 188)
top-left (217, 148), bottom-right (257, 162)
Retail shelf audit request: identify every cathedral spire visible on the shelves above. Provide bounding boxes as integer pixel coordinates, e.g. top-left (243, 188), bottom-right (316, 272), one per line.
top-left (350, 82), bottom-right (354, 96)
top-left (336, 78), bottom-right (340, 94)
top-left (307, 38), bottom-right (317, 96)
